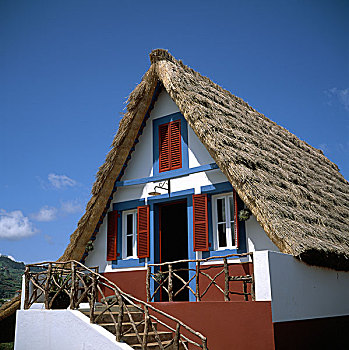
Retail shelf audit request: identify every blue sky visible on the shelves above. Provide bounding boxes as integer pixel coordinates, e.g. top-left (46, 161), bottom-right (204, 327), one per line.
top-left (0, 0), bottom-right (348, 263)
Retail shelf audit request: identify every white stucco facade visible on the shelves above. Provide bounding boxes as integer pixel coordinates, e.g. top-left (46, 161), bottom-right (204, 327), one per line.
top-left (15, 309), bottom-right (132, 350)
top-left (254, 250), bottom-right (349, 322)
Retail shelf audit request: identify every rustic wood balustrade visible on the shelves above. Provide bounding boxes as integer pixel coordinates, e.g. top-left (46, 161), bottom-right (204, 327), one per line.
top-left (24, 260), bottom-right (208, 350)
top-left (147, 253), bottom-right (255, 302)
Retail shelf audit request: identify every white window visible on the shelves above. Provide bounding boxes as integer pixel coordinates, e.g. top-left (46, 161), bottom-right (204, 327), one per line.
top-left (122, 209), bottom-right (137, 259)
top-left (212, 193), bottom-right (237, 249)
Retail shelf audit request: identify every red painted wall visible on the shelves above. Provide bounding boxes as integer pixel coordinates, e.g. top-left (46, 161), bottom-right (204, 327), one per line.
top-left (274, 315), bottom-right (349, 349)
top-left (150, 301), bottom-right (274, 350)
top-left (103, 270), bottom-right (147, 301)
top-left (198, 262), bottom-right (253, 301)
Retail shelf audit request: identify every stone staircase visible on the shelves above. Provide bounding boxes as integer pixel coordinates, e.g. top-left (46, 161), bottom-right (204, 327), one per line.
top-left (79, 304), bottom-right (186, 349)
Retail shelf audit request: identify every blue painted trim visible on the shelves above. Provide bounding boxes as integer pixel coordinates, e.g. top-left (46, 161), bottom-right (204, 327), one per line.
top-left (200, 181), bottom-right (233, 194)
top-left (114, 163), bottom-right (218, 188)
top-left (147, 188), bottom-right (195, 203)
top-left (153, 112), bottom-right (189, 177)
top-left (202, 190), bottom-right (247, 259)
top-left (149, 191), bottom-right (196, 301)
top-left (113, 199), bottom-right (145, 211)
top-left (111, 198), bottom-right (146, 269)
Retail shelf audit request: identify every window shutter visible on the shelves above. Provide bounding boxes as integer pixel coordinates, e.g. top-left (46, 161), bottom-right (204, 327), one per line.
top-left (193, 194), bottom-right (209, 251)
top-left (159, 123), bottom-right (170, 172)
top-left (137, 205), bottom-right (150, 258)
top-left (107, 211), bottom-right (118, 261)
top-left (169, 120), bottom-right (181, 170)
top-left (233, 190), bottom-right (239, 248)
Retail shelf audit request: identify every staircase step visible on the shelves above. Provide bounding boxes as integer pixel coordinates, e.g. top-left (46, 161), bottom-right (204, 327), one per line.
top-left (121, 331), bottom-right (173, 345)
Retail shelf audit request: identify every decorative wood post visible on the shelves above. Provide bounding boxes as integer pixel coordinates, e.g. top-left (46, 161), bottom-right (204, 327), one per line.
top-left (243, 281), bottom-right (248, 301)
top-left (44, 263), bottom-right (52, 309)
top-left (202, 337), bottom-right (208, 350)
top-left (89, 274), bottom-right (97, 324)
top-left (70, 261), bottom-right (76, 309)
top-left (250, 253), bottom-right (255, 301)
top-left (173, 323), bottom-right (180, 350)
top-left (223, 258), bottom-right (230, 301)
top-left (115, 292), bottom-right (124, 342)
top-left (196, 261), bottom-right (201, 301)
top-left (24, 267), bottom-right (30, 310)
top-left (168, 264), bottom-right (173, 302)
top-left (146, 266), bottom-right (151, 302)
top-left (142, 305), bottom-right (150, 349)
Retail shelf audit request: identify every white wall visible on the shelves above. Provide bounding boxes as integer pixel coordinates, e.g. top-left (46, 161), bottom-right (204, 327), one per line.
top-left (246, 216), bottom-right (279, 253)
top-left (15, 309), bottom-right (132, 350)
top-left (253, 251), bottom-right (349, 322)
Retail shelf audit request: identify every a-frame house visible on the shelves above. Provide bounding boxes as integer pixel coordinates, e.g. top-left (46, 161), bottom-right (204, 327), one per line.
top-left (14, 49), bottom-right (349, 350)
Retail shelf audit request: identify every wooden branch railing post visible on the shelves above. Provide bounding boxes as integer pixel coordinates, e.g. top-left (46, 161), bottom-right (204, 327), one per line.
top-left (168, 264), bottom-right (173, 302)
top-left (24, 267), bottom-right (30, 309)
top-left (44, 263), bottom-right (52, 309)
top-left (196, 261), bottom-right (200, 302)
top-left (142, 305), bottom-right (150, 350)
top-left (202, 337), bottom-right (208, 350)
top-left (115, 292), bottom-right (124, 342)
top-left (70, 261), bottom-right (76, 309)
top-left (89, 274), bottom-right (97, 323)
top-left (173, 323), bottom-right (180, 350)
top-left (146, 266), bottom-right (151, 302)
top-left (223, 258), bottom-right (230, 301)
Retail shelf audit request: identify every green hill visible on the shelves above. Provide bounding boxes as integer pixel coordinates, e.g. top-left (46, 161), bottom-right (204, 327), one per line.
top-left (0, 256), bottom-right (24, 301)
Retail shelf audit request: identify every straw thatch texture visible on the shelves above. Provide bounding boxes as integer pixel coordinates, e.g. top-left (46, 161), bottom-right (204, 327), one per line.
top-left (60, 49), bottom-right (349, 271)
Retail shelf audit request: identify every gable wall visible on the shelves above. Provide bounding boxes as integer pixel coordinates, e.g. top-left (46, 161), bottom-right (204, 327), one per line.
top-left (86, 91), bottom-right (278, 273)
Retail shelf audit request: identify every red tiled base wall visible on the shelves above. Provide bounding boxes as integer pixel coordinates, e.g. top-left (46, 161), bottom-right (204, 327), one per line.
top-left (103, 270), bottom-right (147, 300)
top-left (273, 315), bottom-right (349, 349)
top-left (151, 301), bottom-right (275, 350)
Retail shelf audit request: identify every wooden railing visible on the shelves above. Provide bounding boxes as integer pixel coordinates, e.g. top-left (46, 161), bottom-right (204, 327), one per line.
top-left (24, 261), bottom-right (208, 350)
top-left (146, 253), bottom-right (254, 302)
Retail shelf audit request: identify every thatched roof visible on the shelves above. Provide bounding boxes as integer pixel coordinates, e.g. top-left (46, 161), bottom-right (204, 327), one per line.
top-left (60, 49), bottom-right (349, 271)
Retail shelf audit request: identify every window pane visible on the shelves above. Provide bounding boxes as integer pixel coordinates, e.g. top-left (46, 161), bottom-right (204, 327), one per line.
top-left (229, 196), bottom-right (234, 221)
top-left (218, 223), bottom-right (227, 247)
top-left (217, 198), bottom-right (226, 222)
top-left (126, 214), bottom-right (133, 235)
top-left (230, 224), bottom-right (236, 246)
top-left (127, 235), bottom-right (133, 257)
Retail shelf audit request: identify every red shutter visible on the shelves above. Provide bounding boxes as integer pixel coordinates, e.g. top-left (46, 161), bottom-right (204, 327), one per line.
top-left (159, 123), bottom-right (170, 172)
top-left (107, 211), bottom-right (118, 261)
top-left (137, 205), bottom-right (150, 258)
top-left (233, 190), bottom-right (239, 248)
top-left (193, 194), bottom-right (209, 251)
top-left (169, 120), bottom-right (182, 170)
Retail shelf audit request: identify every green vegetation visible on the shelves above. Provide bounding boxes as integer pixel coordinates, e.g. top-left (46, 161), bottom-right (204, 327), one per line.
top-left (0, 256), bottom-right (24, 301)
top-left (0, 343), bottom-right (14, 350)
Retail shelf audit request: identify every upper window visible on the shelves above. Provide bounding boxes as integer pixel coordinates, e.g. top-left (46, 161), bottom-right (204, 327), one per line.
top-left (212, 193), bottom-right (238, 249)
top-left (122, 209), bottom-right (137, 259)
top-left (159, 120), bottom-right (182, 172)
